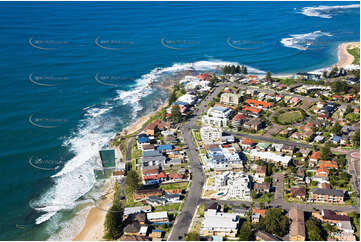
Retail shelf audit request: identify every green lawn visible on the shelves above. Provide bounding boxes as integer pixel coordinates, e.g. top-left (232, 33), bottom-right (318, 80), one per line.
top-left (347, 47), bottom-right (360, 65)
top-left (277, 111), bottom-right (304, 124)
top-left (160, 182), bottom-right (189, 190)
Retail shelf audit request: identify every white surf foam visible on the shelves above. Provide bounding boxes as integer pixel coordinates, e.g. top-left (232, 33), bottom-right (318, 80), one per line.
top-left (115, 60), bottom-right (264, 119)
top-left (32, 59), bottom-right (264, 234)
top-left (299, 4), bottom-right (359, 19)
top-left (280, 31), bottom-right (332, 50)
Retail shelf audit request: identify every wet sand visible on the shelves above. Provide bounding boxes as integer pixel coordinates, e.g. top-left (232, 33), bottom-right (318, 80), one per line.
top-left (336, 42), bottom-right (360, 67)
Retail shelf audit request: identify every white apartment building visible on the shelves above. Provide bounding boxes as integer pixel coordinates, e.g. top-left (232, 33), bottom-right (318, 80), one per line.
top-left (202, 106), bottom-right (233, 127)
top-left (228, 173), bottom-right (251, 199)
top-left (200, 126), bottom-right (222, 145)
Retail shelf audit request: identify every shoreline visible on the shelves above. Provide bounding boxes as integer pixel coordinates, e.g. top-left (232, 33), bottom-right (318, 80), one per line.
top-left (273, 41), bottom-right (360, 78)
top-left (73, 180), bottom-right (114, 241)
top-left (73, 87), bottom-right (172, 241)
top-left (70, 42), bottom-right (359, 241)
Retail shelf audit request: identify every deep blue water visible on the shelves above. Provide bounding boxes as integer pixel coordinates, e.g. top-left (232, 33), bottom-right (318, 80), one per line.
top-left (0, 2), bottom-right (359, 240)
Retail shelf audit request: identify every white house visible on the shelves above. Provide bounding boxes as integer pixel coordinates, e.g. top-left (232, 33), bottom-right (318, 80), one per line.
top-left (201, 209), bottom-right (240, 238)
top-left (249, 150), bottom-right (292, 167)
top-left (177, 94), bottom-right (197, 106)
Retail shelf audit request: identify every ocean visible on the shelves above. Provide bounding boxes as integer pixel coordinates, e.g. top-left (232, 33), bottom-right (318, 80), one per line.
top-left (0, 1), bottom-right (359, 240)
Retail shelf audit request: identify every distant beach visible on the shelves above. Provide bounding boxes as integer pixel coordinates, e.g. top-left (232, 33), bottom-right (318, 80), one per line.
top-left (336, 42), bottom-right (360, 67)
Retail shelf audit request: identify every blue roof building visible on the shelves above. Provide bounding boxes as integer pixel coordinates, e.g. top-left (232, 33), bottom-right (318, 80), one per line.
top-left (157, 144), bottom-right (173, 152)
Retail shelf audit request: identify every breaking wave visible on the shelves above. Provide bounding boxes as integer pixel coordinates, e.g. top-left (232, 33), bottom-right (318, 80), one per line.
top-left (31, 59), bottom-right (264, 238)
top-left (280, 31), bottom-right (333, 50)
top-left (299, 4), bottom-right (360, 19)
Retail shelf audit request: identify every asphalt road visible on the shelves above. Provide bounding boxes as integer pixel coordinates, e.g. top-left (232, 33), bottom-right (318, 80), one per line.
top-left (167, 81), bottom-right (360, 240)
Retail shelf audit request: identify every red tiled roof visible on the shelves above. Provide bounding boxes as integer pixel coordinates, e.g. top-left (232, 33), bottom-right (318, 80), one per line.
top-left (242, 105), bottom-right (261, 113)
top-left (168, 173), bottom-right (184, 179)
top-left (310, 152), bottom-right (321, 160)
top-left (245, 99), bottom-right (273, 108)
top-left (242, 138), bottom-right (255, 145)
top-left (143, 172), bottom-right (166, 180)
top-left (233, 113), bottom-right (247, 121)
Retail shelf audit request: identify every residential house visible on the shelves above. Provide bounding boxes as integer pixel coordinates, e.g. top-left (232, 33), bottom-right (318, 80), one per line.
top-left (242, 105), bottom-right (262, 116)
top-left (243, 118), bottom-right (264, 131)
top-left (254, 182), bottom-right (270, 193)
top-left (282, 145), bottom-right (295, 155)
top-left (309, 152), bottom-right (321, 167)
top-left (141, 150), bottom-right (166, 167)
top-left (289, 208), bottom-right (306, 241)
top-left (137, 134), bottom-right (151, 149)
top-left (245, 99), bottom-right (273, 109)
top-left (145, 196), bottom-right (167, 206)
top-left (157, 144), bottom-right (173, 153)
top-left (256, 142), bottom-right (271, 151)
top-left (149, 229), bottom-right (163, 239)
top-left (124, 206), bottom-right (152, 217)
top-left (200, 209), bottom-right (240, 238)
top-left (168, 173), bottom-right (185, 181)
top-left (133, 189), bottom-right (163, 201)
top-left (146, 211), bottom-right (169, 224)
top-left (252, 208), bottom-right (266, 223)
top-left (250, 150), bottom-right (292, 167)
top-left (163, 193), bottom-right (181, 203)
top-left (143, 120), bottom-right (169, 136)
top-left (123, 222), bottom-right (141, 236)
top-left (241, 138), bottom-right (256, 150)
top-left (255, 231), bottom-right (282, 241)
top-left (232, 113), bottom-right (247, 129)
top-left (311, 188), bottom-right (344, 203)
top-left (290, 187), bottom-right (306, 200)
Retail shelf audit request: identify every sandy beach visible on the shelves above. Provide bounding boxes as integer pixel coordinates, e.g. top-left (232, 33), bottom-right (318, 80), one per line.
top-left (73, 182), bottom-right (114, 241)
top-left (73, 97), bottom-right (170, 241)
top-left (336, 42), bottom-right (360, 68)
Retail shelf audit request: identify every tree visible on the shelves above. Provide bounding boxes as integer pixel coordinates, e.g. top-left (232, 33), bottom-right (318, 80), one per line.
top-left (126, 170), bottom-right (140, 192)
top-left (331, 122), bottom-right (342, 136)
top-left (345, 105), bottom-right (353, 117)
top-left (265, 72), bottom-right (272, 81)
top-left (168, 90), bottom-right (177, 105)
top-left (306, 217), bottom-right (326, 241)
top-left (170, 105), bottom-right (182, 123)
top-left (104, 200), bottom-right (124, 240)
top-left (322, 70), bottom-right (328, 79)
top-left (353, 129), bottom-right (360, 147)
top-left (320, 143), bottom-right (333, 160)
top-left (238, 221), bottom-right (253, 240)
top-left (259, 208), bottom-right (289, 237)
top-left (332, 80), bottom-right (348, 93)
top-left (185, 232), bottom-right (200, 241)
